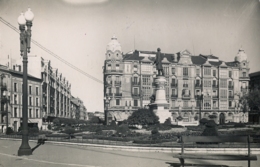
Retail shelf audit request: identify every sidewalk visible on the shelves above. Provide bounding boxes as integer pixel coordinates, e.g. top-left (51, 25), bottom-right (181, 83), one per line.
top-left (0, 139), bottom-right (260, 167)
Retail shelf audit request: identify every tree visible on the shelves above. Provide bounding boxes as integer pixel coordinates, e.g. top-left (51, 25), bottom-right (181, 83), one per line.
top-left (53, 118), bottom-right (60, 126)
top-left (127, 108), bottom-right (159, 125)
top-left (64, 127), bottom-right (76, 139)
top-left (247, 88), bottom-right (260, 111)
top-left (90, 116), bottom-right (101, 124)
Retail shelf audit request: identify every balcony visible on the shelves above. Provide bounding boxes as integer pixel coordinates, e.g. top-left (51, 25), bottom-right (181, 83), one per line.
top-left (105, 69), bottom-right (123, 74)
top-left (132, 81), bottom-right (140, 86)
top-left (171, 94), bottom-right (178, 99)
top-left (194, 84), bottom-right (201, 88)
top-left (106, 93), bottom-right (113, 97)
top-left (0, 83), bottom-right (7, 91)
top-left (228, 85), bottom-right (233, 89)
top-left (132, 93), bottom-right (140, 98)
top-left (114, 81), bottom-right (121, 86)
top-left (228, 95), bottom-right (234, 99)
top-left (114, 93), bottom-right (122, 97)
top-left (212, 84), bottom-right (218, 89)
top-left (212, 95), bottom-right (218, 99)
top-left (171, 83), bottom-right (178, 88)
top-left (182, 94), bottom-right (191, 99)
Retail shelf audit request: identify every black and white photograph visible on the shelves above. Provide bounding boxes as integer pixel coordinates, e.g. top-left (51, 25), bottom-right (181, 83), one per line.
top-left (0, 0), bottom-right (260, 166)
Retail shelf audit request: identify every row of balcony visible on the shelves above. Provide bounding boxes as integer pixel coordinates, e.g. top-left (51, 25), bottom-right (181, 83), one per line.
top-left (169, 94), bottom-right (235, 99)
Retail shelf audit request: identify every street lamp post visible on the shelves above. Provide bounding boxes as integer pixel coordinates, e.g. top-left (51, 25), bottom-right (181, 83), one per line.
top-left (104, 95), bottom-right (111, 125)
top-left (17, 8), bottom-right (34, 156)
top-left (3, 90), bottom-right (10, 134)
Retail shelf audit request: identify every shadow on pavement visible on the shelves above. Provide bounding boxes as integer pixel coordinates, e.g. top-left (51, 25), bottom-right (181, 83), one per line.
top-left (166, 162), bottom-right (239, 167)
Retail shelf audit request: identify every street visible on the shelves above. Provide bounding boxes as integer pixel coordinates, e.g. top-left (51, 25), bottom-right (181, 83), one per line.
top-left (0, 140), bottom-right (260, 167)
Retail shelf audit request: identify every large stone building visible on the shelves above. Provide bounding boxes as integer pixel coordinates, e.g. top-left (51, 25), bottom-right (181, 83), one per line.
top-left (0, 64), bottom-right (42, 132)
top-left (0, 56), bottom-right (87, 132)
top-left (103, 36), bottom-right (250, 125)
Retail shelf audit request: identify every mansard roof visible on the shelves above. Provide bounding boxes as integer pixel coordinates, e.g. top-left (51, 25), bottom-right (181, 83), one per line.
top-left (123, 49), bottom-right (236, 67)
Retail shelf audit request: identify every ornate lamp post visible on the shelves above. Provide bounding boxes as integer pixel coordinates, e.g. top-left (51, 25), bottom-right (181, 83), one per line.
top-left (3, 90), bottom-right (10, 134)
top-left (104, 95), bottom-right (111, 125)
top-left (17, 8), bottom-right (34, 156)
top-left (196, 91), bottom-right (206, 121)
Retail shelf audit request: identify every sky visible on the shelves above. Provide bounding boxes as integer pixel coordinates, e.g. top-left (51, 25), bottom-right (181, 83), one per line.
top-left (0, 0), bottom-right (260, 112)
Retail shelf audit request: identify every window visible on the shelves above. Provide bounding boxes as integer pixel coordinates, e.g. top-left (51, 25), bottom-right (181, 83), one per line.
top-left (14, 83), bottom-right (17, 92)
top-left (133, 77), bottom-right (138, 84)
top-left (195, 80), bottom-right (200, 86)
top-left (196, 69), bottom-right (200, 75)
top-left (213, 101), bottom-right (217, 108)
top-left (213, 80), bottom-right (217, 87)
top-left (229, 101), bottom-right (232, 107)
top-left (172, 78), bottom-right (176, 84)
top-left (133, 88), bottom-right (138, 94)
top-left (142, 86), bottom-right (151, 100)
top-left (220, 79), bottom-right (227, 88)
top-left (163, 67), bottom-right (169, 75)
top-left (142, 75), bottom-right (150, 85)
top-left (219, 70), bottom-right (227, 78)
top-left (29, 97), bottom-right (32, 106)
top-left (29, 85), bottom-right (32, 94)
top-left (36, 98), bottom-right (39, 107)
top-left (243, 72), bottom-right (246, 77)
top-left (134, 100), bottom-right (138, 106)
top-left (219, 100), bottom-right (228, 110)
top-left (183, 80), bottom-right (188, 87)
top-left (107, 64), bottom-right (111, 70)
top-left (213, 90), bottom-right (217, 96)
top-left (229, 71), bottom-right (232, 78)
top-left (14, 94), bottom-right (17, 104)
top-left (29, 109), bottom-right (32, 118)
top-left (116, 99), bottom-right (120, 105)
top-left (107, 87), bottom-right (112, 94)
top-left (172, 68), bottom-right (175, 75)
top-left (213, 70), bottom-right (216, 77)
top-left (182, 89), bottom-right (190, 96)
top-left (220, 89), bottom-right (227, 98)
top-left (36, 87), bottom-right (39, 95)
top-left (203, 80), bottom-right (211, 87)
top-left (228, 81), bottom-right (232, 88)
top-left (14, 107), bottom-right (17, 117)
top-left (172, 89), bottom-right (176, 95)
top-left (204, 100), bottom-right (211, 109)
top-left (229, 91), bottom-right (233, 97)
top-left (204, 67), bottom-right (211, 75)
top-left (116, 87), bottom-right (120, 94)
top-left (183, 67), bottom-right (188, 76)
top-left (36, 109), bottom-right (39, 118)
top-left (116, 64), bottom-right (119, 70)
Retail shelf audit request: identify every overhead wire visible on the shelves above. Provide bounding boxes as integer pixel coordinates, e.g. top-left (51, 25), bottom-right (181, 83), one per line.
top-left (0, 16), bottom-right (147, 96)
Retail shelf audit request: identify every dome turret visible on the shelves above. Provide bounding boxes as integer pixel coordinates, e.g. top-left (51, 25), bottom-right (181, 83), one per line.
top-left (106, 35), bottom-right (122, 52)
top-left (235, 48), bottom-right (247, 62)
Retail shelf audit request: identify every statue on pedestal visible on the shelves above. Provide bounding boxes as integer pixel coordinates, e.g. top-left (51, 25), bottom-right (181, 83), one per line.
top-left (154, 48), bottom-right (164, 76)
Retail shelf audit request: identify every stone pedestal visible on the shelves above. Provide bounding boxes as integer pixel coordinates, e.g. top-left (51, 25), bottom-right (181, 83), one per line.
top-left (150, 76), bottom-right (172, 123)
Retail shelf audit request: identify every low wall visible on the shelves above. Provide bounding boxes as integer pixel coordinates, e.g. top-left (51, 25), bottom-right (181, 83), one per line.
top-left (1, 137), bottom-right (260, 154)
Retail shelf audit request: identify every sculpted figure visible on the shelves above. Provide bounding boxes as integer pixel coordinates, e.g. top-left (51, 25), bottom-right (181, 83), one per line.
top-left (154, 48), bottom-right (164, 76)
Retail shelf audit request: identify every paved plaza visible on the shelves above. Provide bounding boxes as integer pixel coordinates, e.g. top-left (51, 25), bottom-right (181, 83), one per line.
top-left (0, 139), bottom-right (260, 167)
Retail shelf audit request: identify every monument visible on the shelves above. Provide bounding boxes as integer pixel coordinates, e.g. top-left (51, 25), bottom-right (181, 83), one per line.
top-left (149, 48), bottom-right (172, 123)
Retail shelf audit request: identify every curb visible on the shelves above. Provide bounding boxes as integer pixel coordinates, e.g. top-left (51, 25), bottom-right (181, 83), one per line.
top-left (1, 137), bottom-right (260, 154)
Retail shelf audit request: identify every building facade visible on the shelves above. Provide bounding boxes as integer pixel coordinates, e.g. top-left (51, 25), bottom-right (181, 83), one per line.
top-left (103, 36), bottom-right (250, 124)
top-left (0, 55), bottom-right (87, 132)
top-left (1, 64), bottom-right (42, 132)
